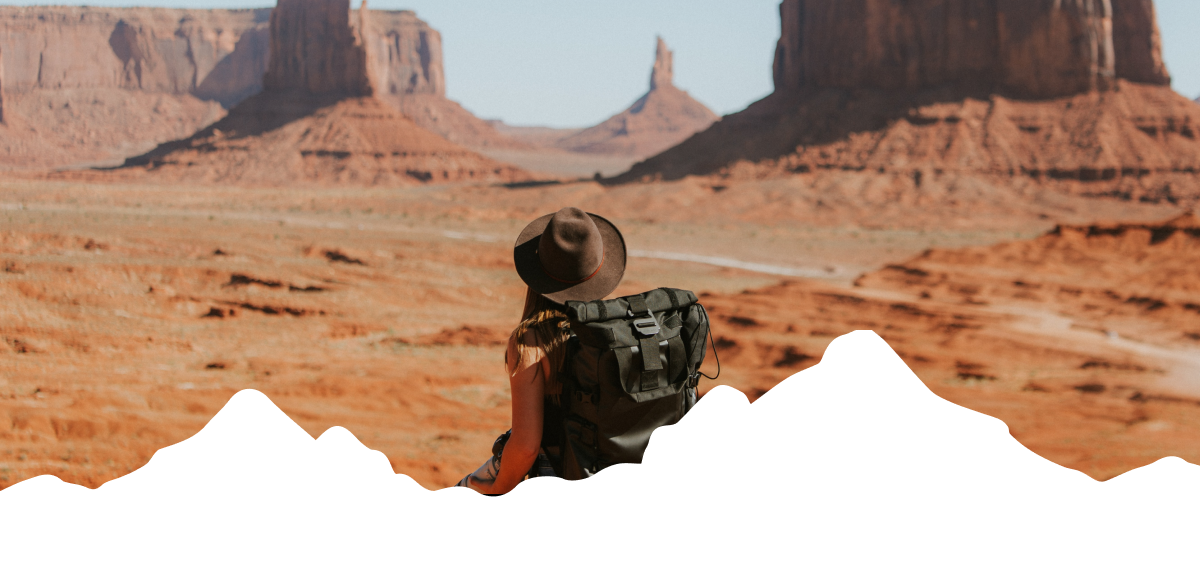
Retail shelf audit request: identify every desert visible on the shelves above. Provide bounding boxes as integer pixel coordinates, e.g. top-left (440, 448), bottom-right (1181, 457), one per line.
top-left (1, 0), bottom-right (1199, 500)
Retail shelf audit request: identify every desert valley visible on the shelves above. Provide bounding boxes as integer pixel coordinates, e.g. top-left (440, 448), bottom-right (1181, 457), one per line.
top-left (1, 0), bottom-right (1199, 491)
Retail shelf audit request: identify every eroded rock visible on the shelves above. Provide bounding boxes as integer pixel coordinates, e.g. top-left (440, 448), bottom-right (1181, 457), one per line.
top-left (772, 0), bottom-right (1166, 99)
top-left (552, 37), bottom-right (719, 159)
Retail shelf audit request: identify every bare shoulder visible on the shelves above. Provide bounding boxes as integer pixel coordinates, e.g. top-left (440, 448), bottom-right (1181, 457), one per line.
top-left (507, 330), bottom-right (547, 373)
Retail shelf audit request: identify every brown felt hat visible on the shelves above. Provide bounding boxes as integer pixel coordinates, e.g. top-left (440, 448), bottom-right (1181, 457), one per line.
top-left (514, 207), bottom-right (626, 304)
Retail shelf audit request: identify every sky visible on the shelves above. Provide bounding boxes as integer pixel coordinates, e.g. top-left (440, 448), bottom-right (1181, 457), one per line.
top-left (2, 0), bottom-right (1197, 128)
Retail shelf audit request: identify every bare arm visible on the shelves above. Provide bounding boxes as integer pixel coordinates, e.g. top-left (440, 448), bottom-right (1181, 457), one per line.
top-left (469, 335), bottom-right (546, 495)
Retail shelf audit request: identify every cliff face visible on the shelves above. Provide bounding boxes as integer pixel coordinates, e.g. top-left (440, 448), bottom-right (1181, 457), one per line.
top-left (0, 6), bottom-right (271, 169)
top-left (368, 10), bottom-right (445, 98)
top-left (262, 0), bottom-right (371, 96)
top-left (0, 7), bottom-right (270, 103)
top-left (0, 5), bottom-right (449, 107)
top-left (1111, 0), bottom-right (1170, 86)
top-left (772, 0), bottom-right (1170, 99)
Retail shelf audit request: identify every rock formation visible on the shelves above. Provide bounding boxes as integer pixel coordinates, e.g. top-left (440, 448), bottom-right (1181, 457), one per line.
top-left (649, 36), bottom-right (673, 90)
top-left (1111, 0), bottom-right (1171, 86)
top-left (115, 0), bottom-right (529, 187)
top-left (619, 0), bottom-right (1200, 207)
top-left (364, 10), bottom-right (523, 149)
top-left (770, 0), bottom-right (1169, 99)
top-left (0, 7), bottom-right (270, 101)
top-left (262, 0), bottom-right (372, 97)
top-left (542, 37), bottom-right (718, 159)
top-left (0, 6), bottom-right (270, 169)
top-left (0, 5), bottom-right (462, 111)
top-left (0, 5), bottom-right (520, 170)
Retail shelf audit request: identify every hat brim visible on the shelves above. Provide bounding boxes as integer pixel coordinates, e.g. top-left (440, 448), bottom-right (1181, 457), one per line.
top-left (514, 212), bottom-right (626, 304)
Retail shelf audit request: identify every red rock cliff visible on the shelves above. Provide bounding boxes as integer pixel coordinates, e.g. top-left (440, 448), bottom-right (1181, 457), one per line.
top-left (0, 7), bottom-right (270, 105)
top-left (0, 5), bottom-right (447, 109)
top-left (0, 4), bottom-right (474, 169)
top-left (620, 0), bottom-right (1198, 207)
top-left (261, 0), bottom-right (372, 96)
top-left (114, 0), bottom-right (530, 187)
top-left (1111, 0), bottom-right (1170, 85)
top-left (772, 0), bottom-right (1170, 99)
top-left (367, 10), bottom-right (445, 98)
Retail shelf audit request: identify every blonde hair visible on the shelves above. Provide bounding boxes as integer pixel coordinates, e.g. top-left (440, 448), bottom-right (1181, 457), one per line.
top-left (507, 288), bottom-right (571, 403)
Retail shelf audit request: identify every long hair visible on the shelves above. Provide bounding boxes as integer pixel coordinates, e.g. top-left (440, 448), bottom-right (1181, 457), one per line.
top-left (507, 288), bottom-right (571, 403)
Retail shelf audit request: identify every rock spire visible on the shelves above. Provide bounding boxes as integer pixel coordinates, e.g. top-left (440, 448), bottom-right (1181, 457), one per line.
top-left (261, 0), bottom-right (374, 97)
top-left (650, 36), bottom-right (673, 90)
top-left (553, 37), bottom-right (717, 159)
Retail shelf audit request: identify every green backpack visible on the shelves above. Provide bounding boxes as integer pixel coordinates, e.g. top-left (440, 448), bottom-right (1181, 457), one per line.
top-left (541, 288), bottom-right (717, 480)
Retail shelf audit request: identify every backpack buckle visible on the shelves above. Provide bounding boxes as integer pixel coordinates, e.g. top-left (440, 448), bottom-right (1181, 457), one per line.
top-left (631, 310), bottom-right (660, 337)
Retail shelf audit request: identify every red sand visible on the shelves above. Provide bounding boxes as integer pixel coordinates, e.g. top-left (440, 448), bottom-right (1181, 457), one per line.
top-left (0, 178), bottom-right (1196, 489)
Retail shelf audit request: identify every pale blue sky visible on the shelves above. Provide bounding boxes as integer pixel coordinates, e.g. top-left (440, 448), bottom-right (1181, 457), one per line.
top-left (3, 0), bottom-right (1197, 127)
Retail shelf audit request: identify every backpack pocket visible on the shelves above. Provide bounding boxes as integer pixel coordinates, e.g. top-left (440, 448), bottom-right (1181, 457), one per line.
top-left (612, 328), bottom-right (689, 403)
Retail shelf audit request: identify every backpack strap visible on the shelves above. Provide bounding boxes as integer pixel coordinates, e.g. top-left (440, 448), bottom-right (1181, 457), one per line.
top-left (638, 337), bottom-right (663, 391)
top-left (664, 288), bottom-right (680, 309)
top-left (627, 294), bottom-right (650, 316)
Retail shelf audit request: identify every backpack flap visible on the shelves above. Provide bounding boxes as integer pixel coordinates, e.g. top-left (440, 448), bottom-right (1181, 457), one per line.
top-left (566, 288), bottom-right (698, 401)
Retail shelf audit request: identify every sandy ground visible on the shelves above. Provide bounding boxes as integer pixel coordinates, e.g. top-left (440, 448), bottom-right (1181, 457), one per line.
top-left (0, 175), bottom-right (1196, 489)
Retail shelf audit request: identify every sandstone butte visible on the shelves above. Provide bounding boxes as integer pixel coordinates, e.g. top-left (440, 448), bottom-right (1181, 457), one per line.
top-left (107, 0), bottom-right (529, 187)
top-left (617, 0), bottom-right (1200, 209)
top-left (547, 37), bottom-right (719, 159)
top-left (0, 3), bottom-right (520, 172)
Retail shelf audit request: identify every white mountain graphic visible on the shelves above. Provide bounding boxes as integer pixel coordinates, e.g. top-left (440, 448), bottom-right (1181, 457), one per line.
top-left (1, 331), bottom-right (1196, 568)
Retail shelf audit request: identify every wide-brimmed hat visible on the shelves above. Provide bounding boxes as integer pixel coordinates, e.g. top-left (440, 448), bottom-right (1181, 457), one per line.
top-left (514, 207), bottom-right (626, 304)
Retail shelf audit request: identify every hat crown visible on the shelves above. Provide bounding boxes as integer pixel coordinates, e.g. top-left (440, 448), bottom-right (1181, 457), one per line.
top-left (538, 208), bottom-right (604, 283)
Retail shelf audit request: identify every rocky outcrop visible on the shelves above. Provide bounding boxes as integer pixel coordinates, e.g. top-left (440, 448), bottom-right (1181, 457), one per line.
top-left (0, 7), bottom-right (270, 101)
top-left (620, 0), bottom-right (1199, 206)
top-left (364, 10), bottom-right (522, 149)
top-left (649, 37), bottom-right (673, 90)
top-left (258, 2), bottom-right (518, 148)
top-left (771, 0), bottom-right (1168, 100)
top-left (0, 6), bottom-right (270, 169)
top-left (547, 37), bottom-right (718, 159)
top-left (367, 10), bottom-right (444, 99)
top-left (0, 6), bottom-right (450, 106)
top-left (115, 0), bottom-right (530, 187)
top-left (0, 4), bottom-right (520, 169)
top-left (262, 0), bottom-right (372, 96)
top-left (1111, 0), bottom-right (1171, 86)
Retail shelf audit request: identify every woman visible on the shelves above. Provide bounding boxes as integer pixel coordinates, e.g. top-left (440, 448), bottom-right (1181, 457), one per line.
top-left (456, 207), bottom-right (626, 495)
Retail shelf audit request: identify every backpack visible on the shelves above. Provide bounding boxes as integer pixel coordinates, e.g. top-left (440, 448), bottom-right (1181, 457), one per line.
top-left (541, 287), bottom-right (716, 480)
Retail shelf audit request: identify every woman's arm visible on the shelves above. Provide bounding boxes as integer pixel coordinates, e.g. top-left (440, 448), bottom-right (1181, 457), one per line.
top-left (469, 335), bottom-right (546, 495)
